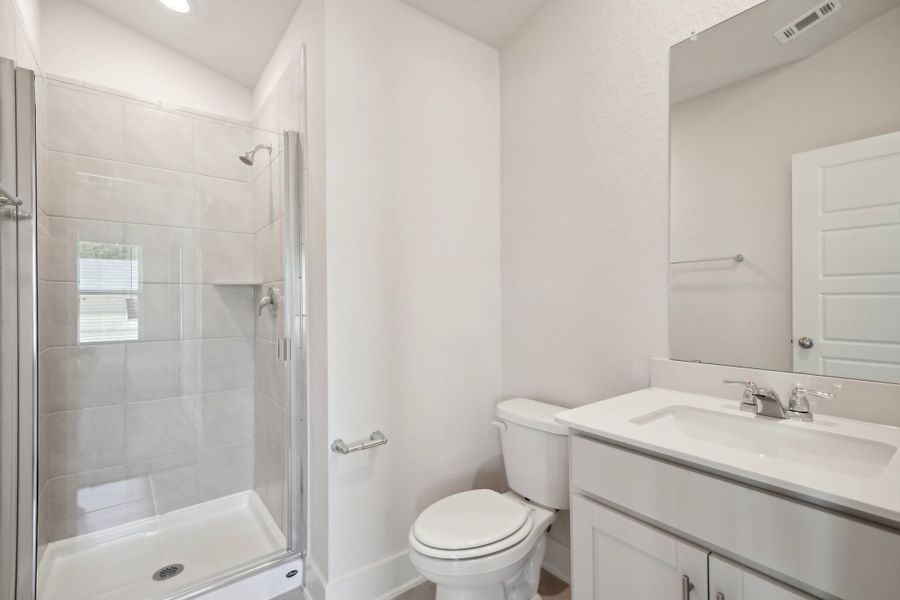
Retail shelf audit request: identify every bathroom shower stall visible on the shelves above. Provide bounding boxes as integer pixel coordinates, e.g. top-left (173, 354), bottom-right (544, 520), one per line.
top-left (0, 55), bottom-right (308, 600)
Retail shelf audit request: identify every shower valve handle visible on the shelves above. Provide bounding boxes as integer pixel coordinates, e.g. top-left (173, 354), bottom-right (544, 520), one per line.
top-left (257, 286), bottom-right (276, 316)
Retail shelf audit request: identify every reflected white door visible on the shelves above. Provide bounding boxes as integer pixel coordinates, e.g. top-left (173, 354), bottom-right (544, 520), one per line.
top-left (792, 131), bottom-right (900, 381)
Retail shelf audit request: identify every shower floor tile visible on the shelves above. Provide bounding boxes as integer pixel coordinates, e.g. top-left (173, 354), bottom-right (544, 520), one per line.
top-left (38, 491), bottom-right (285, 600)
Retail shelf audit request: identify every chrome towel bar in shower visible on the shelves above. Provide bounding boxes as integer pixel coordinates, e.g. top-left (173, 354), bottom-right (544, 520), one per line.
top-left (332, 431), bottom-right (388, 454)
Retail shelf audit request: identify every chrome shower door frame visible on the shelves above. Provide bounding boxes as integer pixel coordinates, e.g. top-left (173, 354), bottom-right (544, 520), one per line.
top-left (282, 129), bottom-right (308, 559)
top-left (0, 57), bottom-right (38, 600)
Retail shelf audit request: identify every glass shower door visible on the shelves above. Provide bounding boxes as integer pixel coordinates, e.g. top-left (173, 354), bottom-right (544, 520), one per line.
top-left (30, 75), bottom-right (306, 600)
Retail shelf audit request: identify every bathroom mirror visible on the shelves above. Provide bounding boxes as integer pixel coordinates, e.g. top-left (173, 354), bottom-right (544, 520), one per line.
top-left (669, 0), bottom-right (900, 384)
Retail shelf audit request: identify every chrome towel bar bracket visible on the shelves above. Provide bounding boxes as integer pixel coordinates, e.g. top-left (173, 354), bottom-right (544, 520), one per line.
top-left (332, 430), bottom-right (387, 455)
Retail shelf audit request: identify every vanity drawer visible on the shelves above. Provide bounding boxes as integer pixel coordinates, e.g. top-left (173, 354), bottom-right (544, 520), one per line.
top-left (570, 435), bottom-right (900, 600)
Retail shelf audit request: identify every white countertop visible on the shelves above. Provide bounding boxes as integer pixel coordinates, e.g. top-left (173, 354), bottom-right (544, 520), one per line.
top-left (556, 387), bottom-right (900, 526)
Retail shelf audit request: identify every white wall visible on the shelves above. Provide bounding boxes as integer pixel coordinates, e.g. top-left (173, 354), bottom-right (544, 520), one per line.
top-left (11, 0), bottom-right (37, 48)
top-left (499, 0), bottom-right (765, 409)
top-left (497, 0), bottom-right (767, 574)
top-left (0, 0), bottom-right (41, 70)
top-left (324, 0), bottom-right (501, 595)
top-left (40, 0), bottom-right (252, 121)
top-left (670, 6), bottom-right (900, 372)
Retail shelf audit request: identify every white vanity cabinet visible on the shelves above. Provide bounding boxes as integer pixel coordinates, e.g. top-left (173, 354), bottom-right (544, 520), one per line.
top-left (709, 555), bottom-right (814, 600)
top-left (571, 494), bottom-right (708, 599)
top-left (572, 493), bottom-right (814, 600)
top-left (566, 433), bottom-right (900, 599)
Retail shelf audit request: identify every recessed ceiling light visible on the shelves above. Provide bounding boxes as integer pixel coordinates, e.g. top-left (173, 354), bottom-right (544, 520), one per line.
top-left (159, 0), bottom-right (190, 13)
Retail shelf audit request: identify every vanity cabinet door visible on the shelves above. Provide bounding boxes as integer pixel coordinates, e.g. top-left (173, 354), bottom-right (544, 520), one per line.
top-left (709, 555), bottom-right (816, 600)
top-left (571, 495), bottom-right (708, 600)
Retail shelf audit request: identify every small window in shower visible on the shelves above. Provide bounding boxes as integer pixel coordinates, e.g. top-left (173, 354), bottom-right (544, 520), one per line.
top-left (77, 241), bottom-right (142, 344)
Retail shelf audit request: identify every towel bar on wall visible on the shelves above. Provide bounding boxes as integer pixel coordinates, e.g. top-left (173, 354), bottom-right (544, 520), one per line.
top-left (670, 253), bottom-right (744, 265)
top-left (332, 431), bottom-right (388, 454)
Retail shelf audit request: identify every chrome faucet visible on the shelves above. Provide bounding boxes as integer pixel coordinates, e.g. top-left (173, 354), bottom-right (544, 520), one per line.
top-left (724, 380), bottom-right (786, 419)
top-left (724, 380), bottom-right (836, 421)
top-left (787, 385), bottom-right (834, 422)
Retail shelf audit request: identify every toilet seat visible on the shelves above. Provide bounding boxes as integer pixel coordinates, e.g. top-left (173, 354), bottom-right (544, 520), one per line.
top-left (410, 490), bottom-right (535, 560)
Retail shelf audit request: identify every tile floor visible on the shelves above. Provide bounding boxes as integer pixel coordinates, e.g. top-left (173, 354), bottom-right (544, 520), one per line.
top-left (394, 569), bottom-right (571, 600)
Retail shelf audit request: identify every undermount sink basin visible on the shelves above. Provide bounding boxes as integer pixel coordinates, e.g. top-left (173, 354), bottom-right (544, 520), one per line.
top-left (631, 405), bottom-right (897, 478)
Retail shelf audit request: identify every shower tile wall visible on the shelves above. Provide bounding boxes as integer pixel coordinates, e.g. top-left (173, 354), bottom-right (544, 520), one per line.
top-left (251, 57), bottom-right (304, 532)
top-left (37, 79), bottom-right (281, 543)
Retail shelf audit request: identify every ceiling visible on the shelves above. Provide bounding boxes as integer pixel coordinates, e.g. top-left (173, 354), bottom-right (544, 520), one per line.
top-left (80, 0), bottom-right (303, 87)
top-left (396, 0), bottom-right (546, 48)
top-left (78, 0), bottom-right (544, 88)
top-left (671, 0), bottom-right (900, 103)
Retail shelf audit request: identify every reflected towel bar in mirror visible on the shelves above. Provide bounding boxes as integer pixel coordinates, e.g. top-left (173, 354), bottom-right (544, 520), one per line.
top-left (670, 253), bottom-right (744, 265)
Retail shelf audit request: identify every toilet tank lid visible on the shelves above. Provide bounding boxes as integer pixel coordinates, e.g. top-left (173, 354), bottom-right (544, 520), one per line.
top-left (496, 398), bottom-right (569, 435)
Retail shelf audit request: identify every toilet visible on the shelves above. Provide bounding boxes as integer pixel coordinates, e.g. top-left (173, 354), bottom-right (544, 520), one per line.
top-left (408, 398), bottom-right (569, 600)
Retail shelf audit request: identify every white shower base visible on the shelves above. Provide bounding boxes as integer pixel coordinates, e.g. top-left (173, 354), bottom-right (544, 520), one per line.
top-left (38, 491), bottom-right (286, 600)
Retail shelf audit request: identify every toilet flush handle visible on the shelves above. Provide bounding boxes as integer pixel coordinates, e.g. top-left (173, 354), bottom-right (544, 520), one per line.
top-left (491, 420), bottom-right (507, 432)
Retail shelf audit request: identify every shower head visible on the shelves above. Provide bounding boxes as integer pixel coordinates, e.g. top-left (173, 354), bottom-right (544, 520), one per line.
top-left (239, 144), bottom-right (272, 166)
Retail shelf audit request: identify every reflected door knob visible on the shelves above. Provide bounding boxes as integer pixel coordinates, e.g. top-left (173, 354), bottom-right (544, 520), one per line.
top-left (797, 336), bottom-right (814, 349)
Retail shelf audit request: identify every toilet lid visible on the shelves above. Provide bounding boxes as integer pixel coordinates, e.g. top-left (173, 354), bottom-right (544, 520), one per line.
top-left (412, 490), bottom-right (529, 551)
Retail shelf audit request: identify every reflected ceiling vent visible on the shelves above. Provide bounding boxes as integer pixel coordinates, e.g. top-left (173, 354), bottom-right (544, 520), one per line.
top-left (774, 0), bottom-right (842, 45)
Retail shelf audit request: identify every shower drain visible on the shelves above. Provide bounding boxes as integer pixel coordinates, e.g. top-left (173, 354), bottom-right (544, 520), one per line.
top-left (152, 564), bottom-right (185, 582)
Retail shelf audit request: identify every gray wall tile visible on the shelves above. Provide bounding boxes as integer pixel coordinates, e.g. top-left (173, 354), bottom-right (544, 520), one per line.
top-left (44, 406), bottom-right (125, 478)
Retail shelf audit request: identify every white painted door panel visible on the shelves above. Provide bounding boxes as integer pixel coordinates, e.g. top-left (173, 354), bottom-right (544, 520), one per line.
top-left (570, 494), bottom-right (708, 600)
top-left (792, 131), bottom-right (900, 382)
top-left (709, 555), bottom-right (815, 600)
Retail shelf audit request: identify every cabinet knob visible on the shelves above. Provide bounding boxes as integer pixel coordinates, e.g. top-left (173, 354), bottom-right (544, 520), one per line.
top-left (716, 594), bottom-right (725, 600)
top-left (681, 574), bottom-right (695, 599)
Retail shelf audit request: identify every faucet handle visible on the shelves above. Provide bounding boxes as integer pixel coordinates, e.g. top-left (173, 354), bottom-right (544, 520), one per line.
top-left (792, 385), bottom-right (835, 401)
top-left (723, 380), bottom-right (760, 410)
top-left (787, 385), bottom-right (834, 421)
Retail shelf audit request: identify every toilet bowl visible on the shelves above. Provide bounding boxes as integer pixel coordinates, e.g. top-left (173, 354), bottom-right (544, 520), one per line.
top-left (408, 399), bottom-right (569, 600)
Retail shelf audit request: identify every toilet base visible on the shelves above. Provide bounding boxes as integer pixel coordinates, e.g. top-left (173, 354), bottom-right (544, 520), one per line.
top-left (435, 588), bottom-right (541, 600)
top-left (431, 535), bottom-right (547, 600)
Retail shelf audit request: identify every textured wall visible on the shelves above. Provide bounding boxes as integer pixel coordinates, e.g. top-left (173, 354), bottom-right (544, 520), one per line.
top-left (500, 0), bottom-right (764, 409)
top-left (324, 0), bottom-right (502, 586)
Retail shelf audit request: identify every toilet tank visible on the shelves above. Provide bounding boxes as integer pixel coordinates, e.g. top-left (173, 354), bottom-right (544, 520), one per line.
top-left (495, 398), bottom-right (569, 510)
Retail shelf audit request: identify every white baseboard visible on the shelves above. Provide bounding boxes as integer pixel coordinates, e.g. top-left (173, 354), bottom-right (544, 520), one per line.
top-left (543, 536), bottom-right (571, 584)
top-left (310, 538), bottom-right (568, 600)
top-left (307, 549), bottom-right (423, 600)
